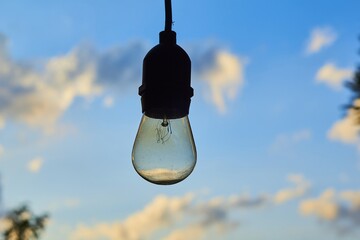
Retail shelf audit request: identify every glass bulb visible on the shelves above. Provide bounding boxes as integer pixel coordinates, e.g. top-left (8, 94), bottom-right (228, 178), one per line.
top-left (132, 115), bottom-right (197, 185)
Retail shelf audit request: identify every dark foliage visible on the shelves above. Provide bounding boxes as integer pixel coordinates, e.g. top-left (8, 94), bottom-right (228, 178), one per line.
top-left (1, 205), bottom-right (49, 240)
top-left (344, 39), bottom-right (360, 123)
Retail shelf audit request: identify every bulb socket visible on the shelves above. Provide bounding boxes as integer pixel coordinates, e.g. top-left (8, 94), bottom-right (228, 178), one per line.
top-left (139, 31), bottom-right (193, 119)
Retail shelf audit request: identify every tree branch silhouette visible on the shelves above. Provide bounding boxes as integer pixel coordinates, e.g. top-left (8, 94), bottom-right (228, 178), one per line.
top-left (344, 39), bottom-right (360, 123)
top-left (1, 205), bottom-right (49, 240)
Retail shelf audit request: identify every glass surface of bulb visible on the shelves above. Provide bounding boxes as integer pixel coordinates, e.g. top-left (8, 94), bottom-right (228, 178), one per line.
top-left (132, 115), bottom-right (197, 185)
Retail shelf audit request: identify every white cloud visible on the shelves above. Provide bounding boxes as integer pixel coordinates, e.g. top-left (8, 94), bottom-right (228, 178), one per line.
top-left (299, 189), bottom-right (339, 220)
top-left (164, 224), bottom-right (207, 240)
top-left (192, 46), bottom-right (246, 113)
top-left (339, 173), bottom-right (350, 183)
top-left (0, 34), bottom-right (247, 132)
top-left (64, 198), bottom-right (81, 208)
top-left (27, 157), bottom-right (44, 173)
top-left (67, 173), bottom-right (314, 240)
top-left (292, 130), bottom-right (312, 142)
top-left (340, 191), bottom-right (360, 209)
top-left (69, 192), bottom-right (269, 240)
top-left (70, 193), bottom-right (194, 240)
top-left (173, 194), bottom-right (266, 240)
top-left (0, 218), bottom-right (12, 232)
top-left (269, 129), bottom-right (312, 153)
top-left (71, 222), bottom-right (121, 240)
top-left (316, 63), bottom-right (353, 89)
top-left (0, 117), bottom-right (5, 129)
top-left (0, 36), bottom-right (145, 132)
top-left (306, 27), bottom-right (337, 54)
top-left (103, 96), bottom-right (115, 108)
top-left (328, 99), bottom-right (360, 144)
top-left (0, 36), bottom-right (102, 133)
top-left (48, 198), bottom-right (81, 212)
top-left (0, 144), bottom-right (4, 157)
top-left (274, 174), bottom-right (311, 204)
top-left (70, 181), bottom-right (306, 240)
top-left (299, 189), bottom-right (360, 235)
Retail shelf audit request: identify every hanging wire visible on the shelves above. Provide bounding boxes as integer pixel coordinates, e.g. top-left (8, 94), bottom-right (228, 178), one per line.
top-left (165, 0), bottom-right (173, 31)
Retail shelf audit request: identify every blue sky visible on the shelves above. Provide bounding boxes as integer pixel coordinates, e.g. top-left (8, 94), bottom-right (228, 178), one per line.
top-left (1, 0), bottom-right (360, 239)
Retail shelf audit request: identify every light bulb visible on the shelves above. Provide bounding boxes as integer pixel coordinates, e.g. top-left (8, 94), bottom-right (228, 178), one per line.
top-left (133, 26), bottom-right (196, 184)
top-left (132, 115), bottom-right (196, 185)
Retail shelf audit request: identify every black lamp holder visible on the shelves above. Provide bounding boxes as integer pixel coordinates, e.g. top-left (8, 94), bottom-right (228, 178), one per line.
top-left (139, 0), bottom-right (193, 119)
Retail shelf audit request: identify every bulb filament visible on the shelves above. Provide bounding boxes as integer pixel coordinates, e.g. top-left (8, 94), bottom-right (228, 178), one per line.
top-left (156, 118), bottom-right (172, 144)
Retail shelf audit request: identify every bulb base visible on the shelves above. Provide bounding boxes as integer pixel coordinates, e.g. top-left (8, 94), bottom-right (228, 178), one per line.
top-left (139, 31), bottom-right (193, 119)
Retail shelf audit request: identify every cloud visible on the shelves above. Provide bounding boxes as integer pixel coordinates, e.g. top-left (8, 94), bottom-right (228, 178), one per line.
top-left (0, 218), bottom-right (12, 232)
top-left (0, 36), bottom-right (145, 132)
top-left (299, 189), bottom-right (360, 235)
top-left (69, 177), bottom-right (309, 240)
top-left (168, 194), bottom-right (268, 240)
top-left (163, 224), bottom-right (209, 240)
top-left (0, 36), bottom-right (102, 132)
top-left (0, 34), bottom-right (246, 131)
top-left (69, 192), bottom-right (265, 240)
top-left (70, 193), bottom-right (194, 240)
top-left (328, 99), bottom-right (360, 144)
top-left (269, 129), bottom-right (312, 153)
top-left (27, 157), bottom-right (44, 173)
top-left (103, 96), bottom-right (115, 108)
top-left (0, 117), bottom-right (4, 129)
top-left (70, 222), bottom-right (121, 240)
top-left (69, 193), bottom-right (269, 240)
top-left (48, 198), bottom-right (81, 212)
top-left (0, 144), bottom-right (4, 157)
top-left (274, 174), bottom-right (311, 204)
top-left (299, 189), bottom-right (339, 220)
top-left (192, 45), bottom-right (246, 113)
top-left (340, 191), bottom-right (360, 208)
top-left (306, 27), bottom-right (337, 54)
top-left (316, 63), bottom-right (353, 90)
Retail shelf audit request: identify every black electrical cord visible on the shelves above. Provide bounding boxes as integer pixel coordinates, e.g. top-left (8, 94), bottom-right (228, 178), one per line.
top-left (165, 0), bottom-right (173, 31)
